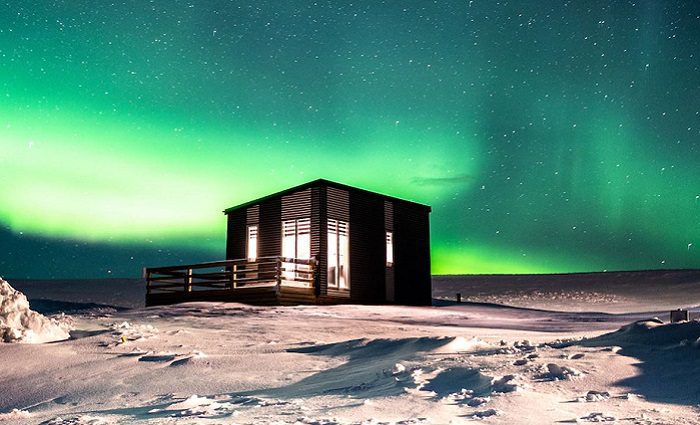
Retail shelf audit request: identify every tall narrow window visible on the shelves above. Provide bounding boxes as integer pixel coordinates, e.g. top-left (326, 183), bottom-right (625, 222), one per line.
top-left (328, 219), bottom-right (349, 289)
top-left (281, 218), bottom-right (311, 283)
top-left (386, 231), bottom-right (394, 267)
top-left (247, 225), bottom-right (258, 261)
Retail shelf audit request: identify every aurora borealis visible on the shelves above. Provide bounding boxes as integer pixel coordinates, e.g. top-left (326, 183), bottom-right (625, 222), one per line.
top-left (1, 1), bottom-right (699, 278)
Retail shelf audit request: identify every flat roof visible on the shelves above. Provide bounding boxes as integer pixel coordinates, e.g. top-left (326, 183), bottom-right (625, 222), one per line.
top-left (224, 178), bottom-right (431, 214)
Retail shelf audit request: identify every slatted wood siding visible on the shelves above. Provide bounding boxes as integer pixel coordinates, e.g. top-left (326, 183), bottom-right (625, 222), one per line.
top-left (393, 201), bottom-right (432, 305)
top-left (281, 188), bottom-right (311, 220)
top-left (384, 200), bottom-right (395, 302)
top-left (280, 188), bottom-right (313, 290)
top-left (247, 205), bottom-right (259, 226)
top-left (348, 190), bottom-right (385, 303)
top-left (226, 208), bottom-right (247, 259)
top-left (327, 187), bottom-right (350, 220)
top-left (258, 197), bottom-right (282, 258)
top-left (311, 186), bottom-right (325, 297)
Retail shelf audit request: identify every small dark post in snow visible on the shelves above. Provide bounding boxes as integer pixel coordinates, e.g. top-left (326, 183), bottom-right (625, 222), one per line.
top-left (670, 309), bottom-right (689, 323)
top-left (456, 293), bottom-right (461, 303)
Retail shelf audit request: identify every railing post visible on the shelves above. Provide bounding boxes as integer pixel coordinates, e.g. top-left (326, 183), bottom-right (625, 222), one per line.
top-left (185, 268), bottom-right (192, 292)
top-left (311, 257), bottom-right (317, 289)
top-left (276, 257), bottom-right (282, 289)
top-left (144, 268), bottom-right (151, 295)
top-left (232, 264), bottom-right (237, 289)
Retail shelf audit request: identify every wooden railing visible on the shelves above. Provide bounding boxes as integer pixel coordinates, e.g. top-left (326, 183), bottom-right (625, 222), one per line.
top-left (145, 256), bottom-right (316, 295)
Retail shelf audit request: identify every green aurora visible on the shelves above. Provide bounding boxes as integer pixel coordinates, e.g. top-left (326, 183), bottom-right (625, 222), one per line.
top-left (0, 1), bottom-right (698, 277)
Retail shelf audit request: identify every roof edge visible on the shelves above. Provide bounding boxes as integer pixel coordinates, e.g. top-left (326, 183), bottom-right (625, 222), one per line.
top-left (223, 178), bottom-right (431, 214)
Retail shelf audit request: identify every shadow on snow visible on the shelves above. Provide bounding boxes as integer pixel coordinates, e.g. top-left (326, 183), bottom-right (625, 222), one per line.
top-left (569, 319), bottom-right (700, 406)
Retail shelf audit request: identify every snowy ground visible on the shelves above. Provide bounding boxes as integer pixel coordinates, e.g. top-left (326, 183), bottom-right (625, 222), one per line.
top-left (1, 274), bottom-right (700, 424)
top-left (433, 270), bottom-right (700, 314)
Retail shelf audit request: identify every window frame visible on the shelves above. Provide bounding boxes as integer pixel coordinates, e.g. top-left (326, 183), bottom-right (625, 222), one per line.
top-left (327, 218), bottom-right (350, 290)
top-left (282, 218), bottom-right (311, 260)
top-left (386, 231), bottom-right (394, 267)
top-left (246, 225), bottom-right (258, 261)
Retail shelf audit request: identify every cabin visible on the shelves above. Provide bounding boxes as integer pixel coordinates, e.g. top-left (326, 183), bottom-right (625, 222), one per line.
top-left (145, 179), bottom-right (431, 306)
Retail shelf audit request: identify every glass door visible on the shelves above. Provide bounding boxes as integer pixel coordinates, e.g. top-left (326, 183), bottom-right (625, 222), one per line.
top-left (282, 218), bottom-right (311, 283)
top-left (328, 219), bottom-right (349, 290)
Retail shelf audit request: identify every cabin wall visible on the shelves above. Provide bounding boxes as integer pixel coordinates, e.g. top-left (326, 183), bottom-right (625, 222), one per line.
top-left (225, 208), bottom-right (247, 260)
top-left (393, 204), bottom-right (432, 305)
top-left (311, 186), bottom-right (326, 297)
top-left (281, 188), bottom-right (311, 221)
top-left (327, 187), bottom-right (350, 221)
top-left (348, 190), bottom-right (385, 303)
top-left (280, 187), bottom-right (317, 292)
top-left (226, 200), bottom-right (283, 260)
top-left (227, 188), bottom-right (314, 261)
top-left (258, 197), bottom-right (282, 258)
top-left (247, 205), bottom-right (260, 224)
top-left (384, 201), bottom-right (395, 302)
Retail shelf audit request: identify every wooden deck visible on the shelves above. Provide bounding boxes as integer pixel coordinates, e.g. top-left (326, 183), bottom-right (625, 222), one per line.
top-left (145, 257), bottom-right (318, 306)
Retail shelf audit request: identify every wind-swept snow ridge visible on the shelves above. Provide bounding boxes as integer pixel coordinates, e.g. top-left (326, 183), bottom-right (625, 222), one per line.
top-left (0, 277), bottom-right (71, 343)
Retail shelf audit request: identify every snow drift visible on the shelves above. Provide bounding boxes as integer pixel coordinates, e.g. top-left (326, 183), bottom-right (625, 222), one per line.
top-left (0, 277), bottom-right (71, 343)
top-left (579, 318), bottom-right (700, 350)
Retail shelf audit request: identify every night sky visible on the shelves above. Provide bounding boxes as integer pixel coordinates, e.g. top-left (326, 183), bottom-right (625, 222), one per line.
top-left (1, 1), bottom-right (699, 278)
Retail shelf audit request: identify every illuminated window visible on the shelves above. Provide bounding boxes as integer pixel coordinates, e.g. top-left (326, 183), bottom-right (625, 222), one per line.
top-left (386, 231), bottom-right (393, 266)
top-left (328, 219), bottom-right (349, 289)
top-left (282, 218), bottom-right (311, 282)
top-left (282, 218), bottom-right (311, 260)
top-left (247, 225), bottom-right (258, 261)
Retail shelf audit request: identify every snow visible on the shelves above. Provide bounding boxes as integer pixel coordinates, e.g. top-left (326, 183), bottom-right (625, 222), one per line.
top-left (465, 408), bottom-right (501, 419)
top-left (43, 415), bottom-right (115, 425)
top-left (0, 278), bottom-right (71, 343)
top-left (537, 363), bottom-right (584, 381)
top-left (0, 409), bottom-right (31, 420)
top-left (1, 276), bottom-right (700, 424)
top-left (576, 390), bottom-right (610, 402)
top-left (148, 394), bottom-right (238, 418)
top-left (433, 270), bottom-right (700, 313)
top-left (576, 412), bottom-right (616, 422)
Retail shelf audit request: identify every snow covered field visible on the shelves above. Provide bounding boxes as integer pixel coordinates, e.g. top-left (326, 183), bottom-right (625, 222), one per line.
top-left (433, 270), bottom-right (700, 314)
top-left (1, 274), bottom-right (700, 424)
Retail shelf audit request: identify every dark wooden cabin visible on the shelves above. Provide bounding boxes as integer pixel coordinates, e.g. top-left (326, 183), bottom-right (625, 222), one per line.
top-left (145, 179), bottom-right (431, 306)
